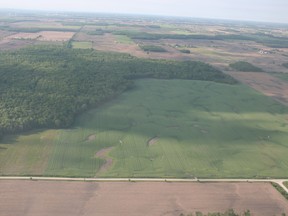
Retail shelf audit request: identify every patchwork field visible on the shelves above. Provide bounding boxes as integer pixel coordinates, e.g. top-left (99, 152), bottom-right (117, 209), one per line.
top-left (0, 181), bottom-right (287, 216)
top-left (1, 79), bottom-right (288, 178)
top-left (1, 13), bottom-right (288, 74)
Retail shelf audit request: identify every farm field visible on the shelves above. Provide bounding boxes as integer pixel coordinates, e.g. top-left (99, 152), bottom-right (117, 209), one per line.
top-left (0, 180), bottom-right (287, 216)
top-left (1, 9), bottom-right (288, 216)
top-left (228, 71), bottom-right (288, 106)
top-left (1, 79), bottom-right (288, 178)
top-left (72, 41), bottom-right (93, 49)
top-left (7, 31), bottom-right (75, 41)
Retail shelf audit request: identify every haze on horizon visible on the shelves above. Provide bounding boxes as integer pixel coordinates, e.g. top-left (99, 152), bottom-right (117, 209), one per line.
top-left (0, 0), bottom-right (288, 24)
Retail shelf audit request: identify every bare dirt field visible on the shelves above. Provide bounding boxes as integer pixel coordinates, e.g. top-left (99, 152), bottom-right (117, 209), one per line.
top-left (228, 71), bottom-right (288, 106)
top-left (0, 181), bottom-right (287, 216)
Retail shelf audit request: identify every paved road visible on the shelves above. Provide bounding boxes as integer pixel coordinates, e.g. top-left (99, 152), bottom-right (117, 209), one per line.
top-left (0, 176), bottom-right (287, 193)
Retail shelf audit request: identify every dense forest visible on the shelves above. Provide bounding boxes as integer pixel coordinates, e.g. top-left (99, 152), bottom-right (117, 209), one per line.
top-left (0, 45), bottom-right (236, 139)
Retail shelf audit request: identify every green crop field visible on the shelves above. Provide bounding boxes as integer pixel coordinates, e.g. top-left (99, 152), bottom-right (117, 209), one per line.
top-left (72, 41), bottom-right (93, 49)
top-left (115, 35), bottom-right (134, 44)
top-left (1, 79), bottom-right (288, 178)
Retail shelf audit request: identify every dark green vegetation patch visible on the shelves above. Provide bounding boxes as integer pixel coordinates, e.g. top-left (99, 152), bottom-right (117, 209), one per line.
top-left (140, 45), bottom-right (167, 52)
top-left (179, 49), bottom-right (191, 54)
top-left (229, 61), bottom-right (264, 72)
top-left (282, 63), bottom-right (288, 69)
top-left (0, 46), bottom-right (235, 139)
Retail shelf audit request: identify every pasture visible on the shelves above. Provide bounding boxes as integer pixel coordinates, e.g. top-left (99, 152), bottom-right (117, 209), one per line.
top-left (1, 79), bottom-right (288, 178)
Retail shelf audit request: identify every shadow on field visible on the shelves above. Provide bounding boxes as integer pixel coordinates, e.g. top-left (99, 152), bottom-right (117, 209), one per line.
top-left (0, 129), bottom-right (46, 145)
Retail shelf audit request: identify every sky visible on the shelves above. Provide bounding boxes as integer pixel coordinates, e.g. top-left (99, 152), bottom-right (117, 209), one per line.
top-left (1, 0), bottom-right (288, 23)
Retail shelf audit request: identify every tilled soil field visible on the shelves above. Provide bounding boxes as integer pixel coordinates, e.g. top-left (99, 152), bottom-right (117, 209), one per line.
top-left (0, 181), bottom-right (287, 216)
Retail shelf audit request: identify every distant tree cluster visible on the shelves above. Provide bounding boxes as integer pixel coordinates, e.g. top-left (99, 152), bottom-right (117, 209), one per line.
top-left (179, 49), bottom-right (191, 54)
top-left (140, 45), bottom-right (167, 52)
top-left (0, 45), bottom-right (236, 139)
top-left (229, 61), bottom-right (264, 72)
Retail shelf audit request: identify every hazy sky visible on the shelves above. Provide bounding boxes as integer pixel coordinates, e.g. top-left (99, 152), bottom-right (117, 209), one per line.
top-left (1, 0), bottom-right (288, 23)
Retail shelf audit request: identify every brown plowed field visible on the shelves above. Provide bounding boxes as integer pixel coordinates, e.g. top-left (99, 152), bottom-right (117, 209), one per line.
top-left (0, 181), bottom-right (287, 216)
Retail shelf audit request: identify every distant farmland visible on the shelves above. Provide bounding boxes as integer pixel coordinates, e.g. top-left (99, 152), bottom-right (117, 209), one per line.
top-left (1, 79), bottom-right (288, 178)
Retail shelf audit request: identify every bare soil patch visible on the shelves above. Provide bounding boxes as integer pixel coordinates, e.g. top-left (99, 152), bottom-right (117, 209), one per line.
top-left (147, 136), bottom-right (158, 146)
top-left (0, 181), bottom-right (287, 216)
top-left (228, 72), bottom-right (288, 106)
top-left (95, 147), bottom-right (114, 176)
top-left (86, 134), bottom-right (96, 142)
